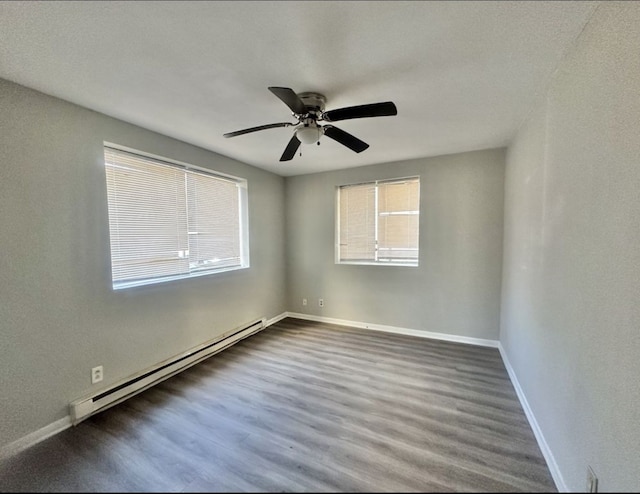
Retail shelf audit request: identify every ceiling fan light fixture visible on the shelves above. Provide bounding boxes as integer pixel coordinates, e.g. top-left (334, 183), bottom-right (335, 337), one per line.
top-left (224, 86), bottom-right (397, 161)
top-left (296, 125), bottom-right (322, 145)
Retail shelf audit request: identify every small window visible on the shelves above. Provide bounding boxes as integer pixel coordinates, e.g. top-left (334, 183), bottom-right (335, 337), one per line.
top-left (337, 176), bottom-right (420, 266)
top-left (104, 145), bottom-right (249, 289)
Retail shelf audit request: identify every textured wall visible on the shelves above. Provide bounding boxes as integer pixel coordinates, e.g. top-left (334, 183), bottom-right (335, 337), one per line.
top-left (285, 149), bottom-right (505, 340)
top-left (501, 2), bottom-right (640, 491)
top-left (0, 79), bottom-right (287, 450)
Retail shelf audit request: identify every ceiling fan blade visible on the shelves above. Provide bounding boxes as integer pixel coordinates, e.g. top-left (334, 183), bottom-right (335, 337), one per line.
top-left (280, 135), bottom-right (301, 161)
top-left (268, 87), bottom-right (307, 115)
top-left (323, 125), bottom-right (369, 153)
top-left (223, 122), bottom-right (293, 138)
top-left (322, 101), bottom-right (397, 122)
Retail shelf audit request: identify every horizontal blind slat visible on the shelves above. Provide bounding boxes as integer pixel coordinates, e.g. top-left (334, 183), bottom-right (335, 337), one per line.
top-left (104, 147), bottom-right (245, 286)
top-left (338, 177), bottom-right (419, 264)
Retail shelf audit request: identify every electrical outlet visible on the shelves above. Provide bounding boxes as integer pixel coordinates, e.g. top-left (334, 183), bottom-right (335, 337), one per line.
top-left (91, 366), bottom-right (103, 384)
top-left (319, 298), bottom-right (324, 307)
top-left (302, 298), bottom-right (307, 306)
top-left (587, 466), bottom-right (598, 493)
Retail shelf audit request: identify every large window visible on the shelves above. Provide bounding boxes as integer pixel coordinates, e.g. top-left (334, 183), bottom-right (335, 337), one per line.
top-left (337, 176), bottom-right (420, 265)
top-left (104, 145), bottom-right (249, 289)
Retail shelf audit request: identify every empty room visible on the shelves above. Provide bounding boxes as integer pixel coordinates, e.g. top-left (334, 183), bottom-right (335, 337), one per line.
top-left (0, 1), bottom-right (638, 492)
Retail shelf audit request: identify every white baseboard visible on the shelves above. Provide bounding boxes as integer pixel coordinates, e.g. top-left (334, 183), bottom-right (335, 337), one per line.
top-left (278, 314), bottom-right (568, 487)
top-left (285, 312), bottom-right (499, 348)
top-left (0, 313), bottom-right (508, 469)
top-left (498, 343), bottom-right (567, 492)
top-left (264, 312), bottom-right (288, 327)
top-left (2, 316), bottom-right (281, 459)
top-left (0, 416), bottom-right (72, 460)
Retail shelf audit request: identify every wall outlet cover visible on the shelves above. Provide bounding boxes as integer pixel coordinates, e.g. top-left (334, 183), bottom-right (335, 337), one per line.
top-left (91, 365), bottom-right (103, 384)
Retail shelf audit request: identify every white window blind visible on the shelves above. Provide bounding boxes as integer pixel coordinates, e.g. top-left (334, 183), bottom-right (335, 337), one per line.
top-left (186, 170), bottom-right (241, 271)
top-left (104, 146), bottom-right (248, 289)
top-left (338, 177), bottom-right (419, 265)
top-left (338, 182), bottom-right (376, 262)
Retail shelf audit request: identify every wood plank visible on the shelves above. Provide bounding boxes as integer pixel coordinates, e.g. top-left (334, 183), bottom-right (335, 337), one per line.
top-left (0, 318), bottom-right (556, 492)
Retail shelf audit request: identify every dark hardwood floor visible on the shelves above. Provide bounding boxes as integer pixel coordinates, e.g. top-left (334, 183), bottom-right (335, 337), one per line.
top-left (0, 317), bottom-right (556, 492)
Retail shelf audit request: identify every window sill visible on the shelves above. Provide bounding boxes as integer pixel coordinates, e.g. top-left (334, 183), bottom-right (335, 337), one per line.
top-left (336, 261), bottom-right (419, 267)
top-left (112, 264), bottom-right (249, 290)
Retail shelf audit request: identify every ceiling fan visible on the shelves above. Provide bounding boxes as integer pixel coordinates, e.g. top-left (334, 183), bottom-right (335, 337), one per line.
top-left (223, 87), bottom-right (397, 161)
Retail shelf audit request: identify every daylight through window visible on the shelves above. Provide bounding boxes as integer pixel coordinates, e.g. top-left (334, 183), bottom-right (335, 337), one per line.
top-left (337, 177), bottom-right (420, 265)
top-left (104, 145), bottom-right (249, 289)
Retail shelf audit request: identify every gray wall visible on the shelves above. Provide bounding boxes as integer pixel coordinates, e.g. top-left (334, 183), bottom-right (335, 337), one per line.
top-left (285, 149), bottom-right (505, 340)
top-left (0, 78), bottom-right (287, 450)
top-left (500, 2), bottom-right (640, 491)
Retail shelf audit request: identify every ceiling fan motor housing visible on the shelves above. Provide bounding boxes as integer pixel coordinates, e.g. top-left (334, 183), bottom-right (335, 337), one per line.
top-left (295, 92), bottom-right (326, 144)
top-left (224, 86), bottom-right (396, 161)
top-left (297, 92), bottom-right (327, 114)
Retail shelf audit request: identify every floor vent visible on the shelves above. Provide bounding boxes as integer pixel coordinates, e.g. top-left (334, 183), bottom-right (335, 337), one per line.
top-left (70, 318), bottom-right (265, 425)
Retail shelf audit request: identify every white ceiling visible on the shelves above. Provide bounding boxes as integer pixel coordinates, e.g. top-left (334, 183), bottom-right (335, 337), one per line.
top-left (0, 1), bottom-right (597, 176)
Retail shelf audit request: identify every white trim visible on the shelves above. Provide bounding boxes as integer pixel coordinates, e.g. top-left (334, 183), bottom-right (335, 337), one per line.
top-left (0, 416), bottom-right (72, 460)
top-left (0, 314), bottom-right (499, 463)
top-left (264, 312), bottom-right (288, 327)
top-left (285, 312), bottom-right (499, 348)
top-left (113, 263), bottom-right (249, 290)
top-left (498, 343), bottom-right (567, 492)
top-left (336, 260), bottom-right (419, 267)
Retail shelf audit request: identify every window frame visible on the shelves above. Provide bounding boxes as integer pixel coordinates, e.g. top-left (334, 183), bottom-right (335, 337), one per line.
top-left (335, 176), bottom-right (420, 267)
top-left (103, 142), bottom-right (250, 290)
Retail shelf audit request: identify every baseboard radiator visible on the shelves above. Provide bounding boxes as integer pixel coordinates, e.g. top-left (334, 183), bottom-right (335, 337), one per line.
top-left (70, 318), bottom-right (265, 425)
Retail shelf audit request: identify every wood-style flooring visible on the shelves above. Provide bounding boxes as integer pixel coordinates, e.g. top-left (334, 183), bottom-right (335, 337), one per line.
top-left (0, 317), bottom-right (556, 492)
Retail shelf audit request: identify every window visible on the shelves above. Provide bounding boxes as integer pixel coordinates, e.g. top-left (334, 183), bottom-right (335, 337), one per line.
top-left (337, 176), bottom-right (419, 265)
top-left (104, 145), bottom-right (249, 289)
